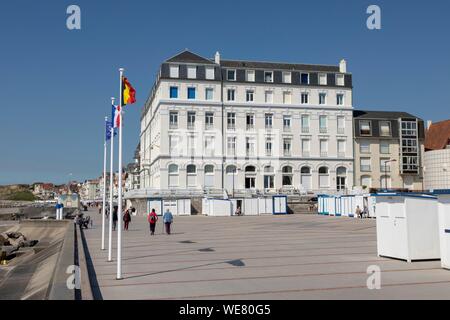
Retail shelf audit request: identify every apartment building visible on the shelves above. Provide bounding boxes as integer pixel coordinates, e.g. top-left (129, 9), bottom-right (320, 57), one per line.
top-left (424, 119), bottom-right (450, 190)
top-left (353, 110), bottom-right (425, 191)
top-left (138, 50), bottom-right (354, 197)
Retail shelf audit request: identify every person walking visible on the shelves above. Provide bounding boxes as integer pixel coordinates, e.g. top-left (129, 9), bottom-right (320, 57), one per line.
top-left (148, 208), bottom-right (158, 236)
top-left (355, 205), bottom-right (363, 219)
top-left (163, 209), bottom-right (173, 235)
top-left (112, 206), bottom-right (118, 231)
top-left (123, 209), bottom-right (131, 231)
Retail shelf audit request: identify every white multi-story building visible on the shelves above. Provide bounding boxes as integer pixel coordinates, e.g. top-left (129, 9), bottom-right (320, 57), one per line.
top-left (138, 50), bottom-right (354, 197)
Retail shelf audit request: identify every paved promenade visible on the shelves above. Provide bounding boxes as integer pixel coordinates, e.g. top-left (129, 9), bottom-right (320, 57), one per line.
top-left (83, 212), bottom-right (450, 300)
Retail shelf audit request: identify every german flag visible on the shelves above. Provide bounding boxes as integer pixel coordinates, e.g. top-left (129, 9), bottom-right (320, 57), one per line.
top-left (122, 77), bottom-right (136, 106)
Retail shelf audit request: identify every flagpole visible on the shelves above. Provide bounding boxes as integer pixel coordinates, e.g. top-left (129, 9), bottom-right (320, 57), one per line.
top-left (101, 116), bottom-right (108, 251)
top-left (108, 97), bottom-right (115, 262)
top-left (117, 68), bottom-right (124, 280)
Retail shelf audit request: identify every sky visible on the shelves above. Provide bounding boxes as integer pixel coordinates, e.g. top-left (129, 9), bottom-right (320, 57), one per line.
top-left (0, 0), bottom-right (449, 185)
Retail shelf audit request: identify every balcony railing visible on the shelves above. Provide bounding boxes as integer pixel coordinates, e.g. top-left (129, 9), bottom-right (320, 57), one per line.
top-left (301, 127), bottom-right (310, 134)
top-left (319, 127), bottom-right (328, 134)
top-left (246, 124), bottom-right (255, 131)
top-left (187, 123), bottom-right (195, 130)
top-left (283, 126), bottom-right (291, 132)
top-left (169, 123), bottom-right (178, 130)
top-left (337, 128), bottom-right (345, 134)
top-left (227, 124), bottom-right (236, 130)
top-left (320, 152), bottom-right (328, 158)
top-left (205, 123), bottom-right (214, 130)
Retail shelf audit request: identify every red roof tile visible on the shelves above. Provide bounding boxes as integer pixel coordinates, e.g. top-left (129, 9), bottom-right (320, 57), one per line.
top-left (425, 120), bottom-right (450, 150)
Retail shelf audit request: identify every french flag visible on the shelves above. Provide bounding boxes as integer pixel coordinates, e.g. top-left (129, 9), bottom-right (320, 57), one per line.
top-left (112, 105), bottom-right (121, 128)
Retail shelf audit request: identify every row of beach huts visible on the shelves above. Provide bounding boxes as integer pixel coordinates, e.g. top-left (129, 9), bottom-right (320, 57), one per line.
top-left (318, 191), bottom-right (450, 271)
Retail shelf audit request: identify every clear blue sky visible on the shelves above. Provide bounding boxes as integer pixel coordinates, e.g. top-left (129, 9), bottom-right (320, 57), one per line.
top-left (1, 0), bottom-right (449, 185)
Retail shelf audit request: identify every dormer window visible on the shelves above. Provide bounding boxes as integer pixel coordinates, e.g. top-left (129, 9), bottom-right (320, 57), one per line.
top-left (246, 70), bottom-right (255, 82)
top-left (227, 69), bottom-right (236, 81)
top-left (169, 65), bottom-right (179, 78)
top-left (264, 71), bottom-right (273, 83)
top-left (282, 72), bottom-right (292, 84)
top-left (187, 66), bottom-right (197, 79)
top-left (336, 74), bottom-right (345, 86)
top-left (205, 66), bottom-right (215, 80)
top-left (301, 73), bottom-right (309, 84)
top-left (319, 73), bottom-right (327, 85)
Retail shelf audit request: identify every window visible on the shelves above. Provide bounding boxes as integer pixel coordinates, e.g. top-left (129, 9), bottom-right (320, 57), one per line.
top-left (283, 91), bottom-right (292, 104)
top-left (283, 138), bottom-right (292, 156)
top-left (205, 112), bottom-right (214, 130)
top-left (302, 139), bottom-right (310, 157)
top-left (246, 70), bottom-right (255, 82)
top-left (380, 142), bottom-right (390, 154)
top-left (336, 94), bottom-right (344, 106)
top-left (169, 136), bottom-right (179, 154)
top-left (283, 116), bottom-right (291, 131)
top-left (264, 71), bottom-right (273, 83)
top-left (361, 175), bottom-right (372, 189)
top-left (227, 112), bottom-right (236, 130)
top-left (360, 158), bottom-right (371, 172)
top-left (301, 93), bottom-right (309, 104)
top-left (246, 137), bottom-right (255, 157)
top-left (169, 65), bottom-right (179, 78)
top-left (403, 156), bottom-right (418, 171)
top-left (265, 90), bottom-right (273, 103)
top-left (282, 166), bottom-right (293, 187)
top-left (205, 67), bottom-right (215, 80)
top-left (337, 140), bottom-right (346, 157)
top-left (319, 115), bottom-right (328, 133)
top-left (245, 166), bottom-right (256, 189)
top-left (246, 90), bottom-right (254, 102)
top-left (187, 87), bottom-right (196, 99)
top-left (227, 69), bottom-right (236, 81)
top-left (301, 115), bottom-right (310, 133)
top-left (402, 139), bottom-right (418, 153)
top-left (380, 158), bottom-right (391, 173)
top-left (319, 93), bottom-right (327, 105)
top-left (319, 73), bottom-right (327, 85)
top-left (204, 136), bottom-right (215, 156)
top-left (187, 66), bottom-right (197, 79)
top-left (169, 111), bottom-right (178, 129)
top-left (359, 120), bottom-right (372, 135)
top-left (186, 164), bottom-right (197, 187)
top-left (169, 86), bottom-right (178, 99)
top-left (168, 164), bottom-right (179, 187)
top-left (227, 89), bottom-right (235, 101)
top-left (320, 139), bottom-right (328, 157)
top-left (265, 113), bottom-right (273, 129)
top-left (360, 141), bottom-right (370, 154)
top-left (282, 72), bottom-right (292, 84)
top-left (227, 137), bottom-right (236, 156)
top-left (187, 112), bottom-right (195, 129)
top-left (264, 166), bottom-right (275, 189)
top-left (301, 167), bottom-right (312, 190)
top-left (319, 167), bottom-right (329, 188)
top-left (204, 165), bottom-right (215, 187)
top-left (187, 135), bottom-right (196, 155)
top-left (265, 138), bottom-right (272, 156)
top-left (301, 73), bottom-right (309, 84)
top-left (337, 116), bottom-right (345, 134)
top-left (205, 88), bottom-right (214, 100)
top-left (380, 121), bottom-right (391, 136)
top-left (401, 121), bottom-right (417, 136)
top-left (246, 113), bottom-right (255, 130)
top-left (336, 74), bottom-right (345, 86)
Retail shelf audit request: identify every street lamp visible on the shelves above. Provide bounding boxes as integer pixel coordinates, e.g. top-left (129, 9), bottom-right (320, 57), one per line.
top-left (232, 166), bottom-right (241, 198)
top-left (383, 159), bottom-right (397, 191)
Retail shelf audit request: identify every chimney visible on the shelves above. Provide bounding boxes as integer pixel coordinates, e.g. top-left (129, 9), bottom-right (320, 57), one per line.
top-left (427, 120), bottom-right (433, 130)
top-left (339, 59), bottom-right (347, 73)
top-left (215, 51), bottom-right (221, 64)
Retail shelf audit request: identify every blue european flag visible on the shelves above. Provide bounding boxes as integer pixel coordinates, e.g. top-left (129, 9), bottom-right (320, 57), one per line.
top-left (105, 120), bottom-right (116, 141)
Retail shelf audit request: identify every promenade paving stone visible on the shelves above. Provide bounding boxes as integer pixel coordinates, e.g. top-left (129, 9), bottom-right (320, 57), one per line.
top-left (83, 212), bottom-right (450, 300)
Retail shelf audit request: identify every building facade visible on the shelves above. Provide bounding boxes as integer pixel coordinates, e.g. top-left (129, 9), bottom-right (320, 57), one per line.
top-left (423, 120), bottom-right (450, 190)
top-left (353, 110), bottom-right (425, 191)
top-left (138, 50), bottom-right (354, 197)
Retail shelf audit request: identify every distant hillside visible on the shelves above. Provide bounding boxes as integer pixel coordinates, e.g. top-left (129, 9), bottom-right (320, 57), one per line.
top-left (0, 185), bottom-right (36, 201)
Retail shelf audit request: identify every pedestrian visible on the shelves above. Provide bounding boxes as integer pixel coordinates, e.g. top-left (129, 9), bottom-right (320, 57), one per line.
top-left (235, 206), bottom-right (242, 216)
top-left (363, 205), bottom-right (369, 219)
top-left (163, 209), bottom-right (173, 235)
top-left (148, 208), bottom-right (158, 236)
top-left (355, 205), bottom-right (363, 219)
top-left (113, 206), bottom-right (118, 231)
top-left (123, 209), bottom-right (131, 231)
